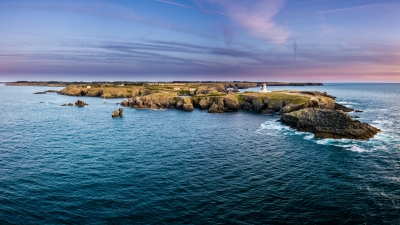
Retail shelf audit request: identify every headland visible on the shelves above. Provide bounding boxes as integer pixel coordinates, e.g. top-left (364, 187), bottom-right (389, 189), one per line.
top-left (56, 82), bottom-right (380, 140)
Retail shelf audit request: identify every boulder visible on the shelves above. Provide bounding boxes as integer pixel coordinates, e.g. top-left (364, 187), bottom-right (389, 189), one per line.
top-left (34, 92), bottom-right (46, 94)
top-left (61, 104), bottom-right (67, 106)
top-left (280, 108), bottom-right (380, 140)
top-left (67, 103), bottom-right (74, 106)
top-left (75, 100), bottom-right (85, 107)
top-left (112, 108), bottom-right (124, 118)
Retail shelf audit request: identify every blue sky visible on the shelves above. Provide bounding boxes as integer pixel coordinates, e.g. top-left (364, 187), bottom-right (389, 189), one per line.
top-left (0, 0), bottom-right (399, 82)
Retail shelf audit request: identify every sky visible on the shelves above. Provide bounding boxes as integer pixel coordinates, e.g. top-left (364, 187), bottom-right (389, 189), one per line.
top-left (0, 0), bottom-right (399, 82)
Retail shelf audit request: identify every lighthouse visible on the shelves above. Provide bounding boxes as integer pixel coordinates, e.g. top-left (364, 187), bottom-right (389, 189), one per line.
top-left (260, 83), bottom-right (271, 93)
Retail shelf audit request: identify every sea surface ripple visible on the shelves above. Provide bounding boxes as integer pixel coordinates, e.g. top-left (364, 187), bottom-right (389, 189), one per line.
top-left (0, 84), bottom-right (399, 224)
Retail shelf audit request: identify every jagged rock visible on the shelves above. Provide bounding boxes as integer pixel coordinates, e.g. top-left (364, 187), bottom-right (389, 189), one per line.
top-left (334, 103), bottom-right (354, 112)
top-left (75, 100), bottom-right (85, 107)
top-left (67, 103), bottom-right (74, 106)
top-left (150, 103), bottom-right (162, 110)
top-left (280, 108), bottom-right (380, 140)
top-left (34, 92), bottom-right (46, 94)
top-left (208, 99), bottom-right (226, 113)
top-left (61, 104), bottom-right (67, 106)
top-left (112, 108), bottom-right (123, 118)
top-left (176, 99), bottom-right (184, 109)
top-left (39, 102), bottom-right (45, 103)
top-left (252, 99), bottom-right (264, 112)
top-left (198, 99), bottom-right (211, 109)
top-left (224, 97), bottom-right (241, 111)
top-left (267, 100), bottom-right (283, 113)
top-left (233, 86), bottom-right (239, 92)
top-left (355, 110), bottom-right (363, 113)
top-left (182, 98), bottom-right (194, 111)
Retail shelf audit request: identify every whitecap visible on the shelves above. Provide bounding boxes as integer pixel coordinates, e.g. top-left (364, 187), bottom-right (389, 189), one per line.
top-left (346, 145), bottom-right (371, 153)
top-left (303, 133), bottom-right (314, 140)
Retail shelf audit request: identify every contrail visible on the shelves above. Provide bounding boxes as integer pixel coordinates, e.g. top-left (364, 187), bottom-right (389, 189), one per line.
top-left (293, 38), bottom-right (297, 63)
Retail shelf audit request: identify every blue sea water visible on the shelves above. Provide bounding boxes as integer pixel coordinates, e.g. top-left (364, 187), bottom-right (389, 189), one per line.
top-left (0, 83), bottom-right (399, 224)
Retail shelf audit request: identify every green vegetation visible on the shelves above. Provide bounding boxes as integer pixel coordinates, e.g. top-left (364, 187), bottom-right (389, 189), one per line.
top-left (240, 92), bottom-right (310, 105)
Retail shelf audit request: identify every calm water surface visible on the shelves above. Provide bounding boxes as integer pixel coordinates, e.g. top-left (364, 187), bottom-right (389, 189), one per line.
top-left (0, 83), bottom-right (399, 224)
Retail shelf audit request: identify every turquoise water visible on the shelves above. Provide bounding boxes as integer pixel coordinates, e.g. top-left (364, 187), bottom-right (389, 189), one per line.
top-left (0, 84), bottom-right (399, 224)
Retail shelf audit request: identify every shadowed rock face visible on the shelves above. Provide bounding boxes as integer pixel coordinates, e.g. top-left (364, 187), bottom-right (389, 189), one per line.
top-left (280, 108), bottom-right (380, 140)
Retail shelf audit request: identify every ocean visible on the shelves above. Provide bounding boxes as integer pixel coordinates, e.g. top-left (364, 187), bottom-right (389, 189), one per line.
top-left (0, 83), bottom-right (399, 224)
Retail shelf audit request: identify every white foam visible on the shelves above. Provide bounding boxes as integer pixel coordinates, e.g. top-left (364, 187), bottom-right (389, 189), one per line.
top-left (303, 133), bottom-right (314, 140)
top-left (346, 145), bottom-right (371, 153)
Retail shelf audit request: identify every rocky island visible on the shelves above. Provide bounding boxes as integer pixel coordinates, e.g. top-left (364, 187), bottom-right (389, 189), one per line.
top-left (58, 82), bottom-right (380, 140)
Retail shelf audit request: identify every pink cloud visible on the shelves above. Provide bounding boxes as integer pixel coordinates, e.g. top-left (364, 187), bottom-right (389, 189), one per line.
top-left (200, 0), bottom-right (290, 43)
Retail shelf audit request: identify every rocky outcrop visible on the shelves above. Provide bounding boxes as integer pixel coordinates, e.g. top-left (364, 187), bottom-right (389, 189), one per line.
top-left (75, 100), bottom-right (85, 107)
top-left (182, 98), bottom-right (194, 111)
top-left (280, 108), bottom-right (380, 140)
top-left (112, 108), bottom-right (123, 118)
top-left (67, 103), bottom-right (74, 106)
top-left (208, 99), bottom-right (226, 113)
top-left (34, 92), bottom-right (46, 94)
top-left (334, 103), bottom-right (354, 112)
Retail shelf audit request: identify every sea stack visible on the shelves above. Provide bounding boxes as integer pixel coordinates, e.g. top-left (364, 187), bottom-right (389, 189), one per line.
top-left (112, 108), bottom-right (124, 118)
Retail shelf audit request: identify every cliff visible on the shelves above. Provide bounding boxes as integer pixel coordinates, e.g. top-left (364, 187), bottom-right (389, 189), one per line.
top-left (59, 83), bottom-right (378, 140)
top-left (120, 91), bottom-right (378, 140)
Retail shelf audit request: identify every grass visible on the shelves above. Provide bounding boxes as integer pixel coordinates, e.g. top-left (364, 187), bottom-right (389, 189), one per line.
top-left (240, 92), bottom-right (310, 105)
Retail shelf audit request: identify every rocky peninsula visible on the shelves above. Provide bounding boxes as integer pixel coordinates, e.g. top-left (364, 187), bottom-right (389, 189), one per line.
top-left (58, 83), bottom-right (380, 140)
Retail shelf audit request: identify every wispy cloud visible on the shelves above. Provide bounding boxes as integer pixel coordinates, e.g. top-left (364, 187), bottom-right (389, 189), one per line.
top-left (198, 0), bottom-right (291, 43)
top-left (154, 0), bottom-right (195, 9)
top-left (318, 4), bottom-right (375, 14)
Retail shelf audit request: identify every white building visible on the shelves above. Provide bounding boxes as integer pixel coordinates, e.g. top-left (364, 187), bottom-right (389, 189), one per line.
top-left (119, 83), bottom-right (125, 87)
top-left (87, 86), bottom-right (91, 89)
top-left (174, 87), bottom-right (181, 90)
top-left (189, 88), bottom-right (196, 91)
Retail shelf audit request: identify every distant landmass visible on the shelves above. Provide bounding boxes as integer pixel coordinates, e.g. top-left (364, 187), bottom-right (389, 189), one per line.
top-left (5, 81), bottom-right (323, 87)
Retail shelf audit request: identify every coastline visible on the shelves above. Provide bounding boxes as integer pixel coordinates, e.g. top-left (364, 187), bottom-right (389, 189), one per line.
top-left (53, 82), bottom-right (380, 140)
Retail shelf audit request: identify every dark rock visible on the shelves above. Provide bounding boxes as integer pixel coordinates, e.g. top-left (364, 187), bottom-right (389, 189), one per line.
top-left (75, 100), bottom-right (85, 107)
top-left (334, 103), bottom-right (354, 112)
top-left (61, 104), bottom-right (67, 106)
top-left (281, 108), bottom-right (380, 140)
top-left (84, 103), bottom-right (89, 106)
top-left (355, 110), bottom-right (363, 113)
top-left (233, 86), bottom-right (239, 92)
top-left (34, 92), bottom-right (46, 94)
top-left (112, 108), bottom-right (124, 118)
top-left (251, 99), bottom-right (264, 112)
top-left (67, 103), bottom-right (74, 106)
top-left (39, 102), bottom-right (45, 103)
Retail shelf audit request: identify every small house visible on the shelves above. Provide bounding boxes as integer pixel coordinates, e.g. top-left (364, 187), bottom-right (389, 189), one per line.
top-left (87, 86), bottom-right (91, 89)
top-left (189, 88), bottom-right (196, 91)
top-left (119, 83), bottom-right (125, 87)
